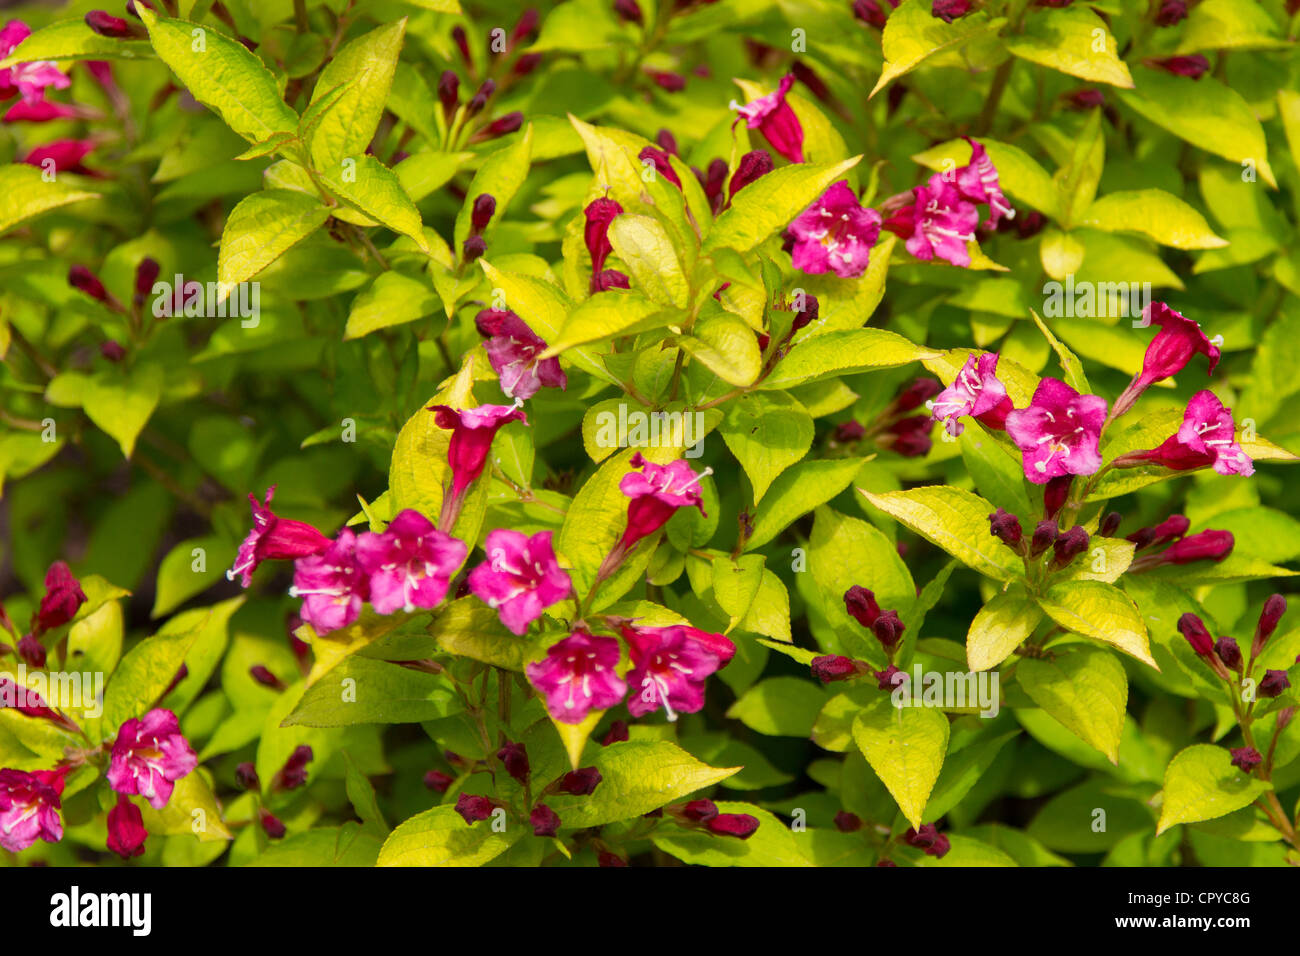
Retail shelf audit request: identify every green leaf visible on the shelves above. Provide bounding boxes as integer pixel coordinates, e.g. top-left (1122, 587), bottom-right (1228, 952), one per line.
top-left (810, 506), bottom-right (916, 641)
top-left (860, 486), bottom-right (1023, 581)
top-left (1029, 308), bottom-right (1089, 393)
top-left (284, 656), bottom-right (459, 726)
top-left (871, 0), bottom-right (1007, 97)
top-left (852, 695), bottom-right (950, 829)
top-left (718, 391), bottom-right (813, 503)
top-left (308, 20), bottom-right (406, 167)
top-left (545, 740), bottom-right (738, 828)
top-left (377, 805), bottom-right (521, 867)
top-left (923, 730), bottom-right (1019, 822)
top-left (746, 458), bottom-right (867, 550)
top-left (151, 535), bottom-right (232, 618)
top-left (1037, 581), bottom-right (1155, 667)
top-left (1174, 0), bottom-right (1290, 55)
top-left (453, 127), bottom-right (534, 253)
top-left (704, 158), bottom-right (861, 253)
top-left (609, 214), bottom-right (689, 308)
top-left (430, 598), bottom-right (539, 672)
top-left (542, 291), bottom-right (666, 355)
top-left (679, 310), bottom-right (763, 387)
top-left (1156, 745), bottom-right (1273, 835)
top-left (1017, 645), bottom-right (1127, 763)
top-left (960, 430), bottom-right (1033, 518)
top-left (137, 8), bottom-right (298, 143)
top-left (0, 18), bottom-right (151, 67)
top-left (319, 155), bottom-right (429, 252)
top-left (761, 328), bottom-right (940, 390)
top-left (966, 589), bottom-right (1042, 671)
top-left (139, 772), bottom-right (232, 842)
top-left (82, 364), bottom-right (164, 459)
top-left (102, 612), bottom-right (206, 734)
top-left (1005, 6), bottom-right (1133, 88)
top-left (218, 189), bottom-right (330, 291)
top-left (344, 272), bottom-right (439, 339)
top-left (1078, 190), bottom-right (1228, 250)
top-left (0, 164), bottom-right (99, 235)
top-left (726, 677), bottom-right (826, 737)
top-left (711, 553), bottom-right (765, 630)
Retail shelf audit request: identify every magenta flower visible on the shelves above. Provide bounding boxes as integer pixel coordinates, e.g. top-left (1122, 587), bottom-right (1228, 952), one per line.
top-left (730, 74), bottom-right (805, 164)
top-left (1005, 378), bottom-right (1108, 484)
top-left (525, 630), bottom-right (628, 724)
top-left (617, 452), bottom-right (710, 552)
top-left (956, 139), bottom-right (1014, 230)
top-left (227, 486), bottom-right (332, 588)
top-left (21, 139), bottom-right (97, 175)
top-left (932, 0), bottom-right (972, 21)
top-left (3, 99), bottom-right (81, 122)
top-left (583, 197), bottom-right (623, 280)
top-left (1119, 391), bottom-right (1253, 477)
top-left (106, 709), bottom-right (197, 810)
top-left (623, 623), bottom-right (731, 720)
top-left (355, 509), bottom-right (466, 615)
top-left (0, 21), bottom-right (71, 104)
top-left (0, 767), bottom-right (65, 852)
top-left (106, 794), bottom-right (147, 860)
top-left (475, 309), bottom-right (567, 400)
top-left (884, 175), bottom-right (980, 267)
top-left (33, 560), bottom-right (86, 635)
top-left (928, 353), bottom-right (1013, 437)
top-left (468, 529), bottom-right (572, 635)
top-left (290, 529), bottom-right (370, 634)
top-left (431, 403), bottom-right (528, 503)
top-left (1111, 303), bottom-right (1221, 419)
top-left (788, 180), bottom-right (883, 278)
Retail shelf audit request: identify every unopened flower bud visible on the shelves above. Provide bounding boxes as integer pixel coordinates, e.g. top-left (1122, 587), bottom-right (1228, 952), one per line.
top-left (235, 762), bottom-right (260, 792)
top-left (790, 294), bottom-right (819, 332)
top-left (497, 741), bottom-right (530, 783)
top-left (530, 804), bottom-right (560, 837)
top-left (613, 0), bottom-right (644, 25)
top-left (471, 194), bottom-right (496, 233)
top-left (1043, 475), bottom-right (1071, 520)
top-left (1160, 529), bottom-right (1233, 565)
top-left (708, 813), bottom-right (759, 839)
top-left (601, 720), bottom-right (629, 746)
top-left (462, 235), bottom-right (487, 264)
top-left (559, 767), bottom-right (603, 795)
top-left (1051, 526), bottom-right (1089, 569)
top-left (811, 654), bottom-right (865, 683)
top-left (1030, 520), bottom-right (1058, 558)
top-left (17, 635), bottom-right (46, 668)
top-left (1229, 746), bottom-right (1261, 773)
top-left (1177, 613), bottom-right (1214, 657)
top-left (100, 340), bottom-right (126, 362)
top-left (989, 508), bottom-right (1023, 549)
top-left (834, 811), bottom-right (862, 832)
top-left (259, 807), bottom-right (286, 839)
top-left (871, 610), bottom-right (905, 649)
top-left (835, 420), bottom-right (866, 443)
top-left (466, 79), bottom-right (496, 117)
top-left (437, 70), bottom-right (459, 119)
top-left (68, 265), bottom-right (108, 302)
top-left (250, 665), bottom-right (285, 690)
top-left (874, 665), bottom-right (903, 691)
top-left (424, 770), bottom-right (453, 793)
top-left (1259, 669), bottom-right (1291, 699)
top-left (844, 585), bottom-right (881, 628)
top-left (729, 149), bottom-right (774, 198)
top-left (1254, 594), bottom-right (1287, 657)
top-left (679, 799), bottom-right (718, 823)
top-left (480, 111), bottom-right (523, 139)
top-left (1215, 636), bottom-right (1242, 671)
top-left (85, 11), bottom-right (134, 38)
top-left (455, 793), bottom-right (495, 824)
top-left (1099, 511), bottom-right (1122, 537)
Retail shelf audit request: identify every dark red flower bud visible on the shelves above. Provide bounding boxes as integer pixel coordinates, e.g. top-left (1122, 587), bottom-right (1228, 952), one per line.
top-left (583, 197), bottom-right (623, 276)
top-left (462, 235), bottom-right (487, 264)
top-left (1160, 529), bottom-right (1233, 565)
top-left (559, 767), bottom-right (603, 795)
top-left (1015, 210), bottom-right (1047, 239)
top-left (424, 770), bottom-right (453, 793)
top-left (481, 112), bottom-right (524, 139)
top-left (601, 720), bottom-right (629, 746)
top-left (1259, 669), bottom-right (1291, 699)
top-left (259, 807), bottom-right (286, 839)
top-left (275, 745), bottom-right (313, 791)
top-left (931, 0), bottom-right (972, 22)
top-left (871, 610), bottom-right (905, 649)
top-left (1155, 0), bottom-right (1187, 26)
top-left (844, 586), bottom-right (881, 628)
top-left (512, 53), bottom-right (543, 77)
top-left (1215, 636), bottom-right (1242, 671)
top-left (655, 129), bottom-right (679, 156)
top-left (708, 813), bottom-right (760, 839)
top-left (531, 803), bottom-right (561, 837)
top-left (1030, 519), bottom-right (1058, 557)
top-left (791, 293), bottom-right (819, 332)
top-left (86, 11), bottom-right (134, 39)
top-left (1151, 55), bottom-right (1210, 79)
top-left (883, 415), bottom-right (932, 458)
top-left (1099, 512), bottom-right (1122, 538)
top-left (68, 265), bottom-right (108, 302)
top-left (834, 811), bottom-right (862, 832)
top-left (510, 8), bottom-right (539, 47)
top-left (1043, 475), bottom-right (1072, 520)
top-left (1150, 514), bottom-right (1190, 548)
top-left (877, 858), bottom-right (898, 866)
top-left (729, 149), bottom-right (774, 199)
top-left (17, 635), bottom-right (46, 669)
top-left (598, 850), bottom-right (627, 867)
top-left (895, 378), bottom-right (942, 412)
top-left (904, 824), bottom-right (939, 849)
top-left (471, 194), bottom-right (497, 234)
top-left (638, 146), bottom-right (681, 188)
top-left (455, 793), bottom-right (496, 824)
top-left (680, 799), bottom-right (719, 823)
top-left (1035, 0), bottom-right (1074, 6)
top-left (34, 561), bottom-right (86, 635)
top-left (1254, 594), bottom-right (1287, 657)
top-left (811, 654), bottom-right (866, 683)
top-left (989, 508), bottom-right (1023, 548)
top-left (1051, 526), bottom-right (1089, 569)
top-left (127, 0), bottom-right (156, 20)
top-left (438, 70), bottom-right (460, 119)
top-left (99, 340), bottom-right (126, 362)
top-left (131, 257), bottom-right (160, 304)
top-left (451, 25), bottom-right (472, 67)
top-left (613, 0), bottom-right (644, 25)
top-left (929, 834), bottom-right (951, 858)
top-left (834, 420), bottom-right (866, 443)
top-left (235, 762), bottom-right (260, 792)
top-left (497, 741), bottom-right (530, 783)
top-left (1229, 746), bottom-right (1261, 773)
top-left (1065, 88), bottom-right (1106, 111)
top-left (249, 665), bottom-right (285, 690)
top-left (852, 0), bottom-right (893, 30)
top-left (875, 664), bottom-right (904, 691)
top-left (1178, 613), bottom-right (1214, 657)
top-left (646, 69), bottom-right (686, 92)
top-left (466, 79), bottom-right (495, 117)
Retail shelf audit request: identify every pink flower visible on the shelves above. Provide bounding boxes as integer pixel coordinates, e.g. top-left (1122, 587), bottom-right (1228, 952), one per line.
top-left (1120, 390), bottom-right (1253, 477)
top-left (1005, 378), bottom-right (1108, 484)
top-left (290, 529), bottom-right (370, 634)
top-left (355, 509), bottom-right (466, 615)
top-left (884, 175), bottom-right (980, 267)
top-left (475, 309), bottom-right (567, 400)
top-left (22, 138), bottom-right (96, 175)
top-left (3, 99), bottom-right (81, 122)
top-left (956, 139), bottom-right (1014, 230)
top-left (227, 486), bottom-right (332, 587)
top-left (623, 623), bottom-right (732, 720)
top-left (788, 180), bottom-right (882, 278)
top-left (1111, 303), bottom-right (1221, 419)
top-left (617, 452), bottom-right (710, 551)
top-left (106, 709), bottom-right (197, 810)
top-left (106, 794), bottom-right (147, 860)
top-left (730, 74), bottom-right (805, 164)
top-left (468, 529), bottom-right (572, 635)
top-left (583, 197), bottom-right (623, 278)
top-left (0, 767), bottom-right (65, 852)
top-left (928, 352), bottom-right (1013, 436)
top-left (430, 403), bottom-right (528, 501)
top-left (525, 630), bottom-right (628, 724)
top-left (33, 560), bottom-right (86, 634)
top-left (0, 21), bottom-right (71, 104)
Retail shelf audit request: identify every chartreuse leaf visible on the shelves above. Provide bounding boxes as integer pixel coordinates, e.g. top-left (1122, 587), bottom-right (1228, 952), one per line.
top-left (761, 328), bottom-right (940, 390)
top-left (430, 598), bottom-right (539, 672)
top-left (1078, 190), bottom-right (1227, 250)
top-left (0, 18), bottom-right (151, 66)
top-left (139, 772), bottom-right (232, 842)
top-left (545, 741), bottom-right (738, 828)
top-left (284, 657), bottom-right (459, 726)
top-left (810, 506), bottom-right (916, 638)
top-left (1119, 70), bottom-right (1276, 188)
top-left (966, 589), bottom-right (1041, 672)
top-left (704, 158), bottom-right (861, 254)
top-left (745, 458), bottom-right (866, 551)
top-left (101, 609), bottom-right (208, 735)
top-left (923, 730), bottom-right (1019, 822)
top-left (81, 364), bottom-right (164, 459)
top-left (344, 271), bottom-right (440, 339)
top-left (609, 214), bottom-right (689, 308)
top-left (860, 487), bottom-right (1023, 581)
top-left (319, 155), bottom-right (429, 252)
top-left (0, 164), bottom-right (99, 235)
top-left (1037, 581), bottom-right (1155, 667)
top-left (308, 20), bottom-right (406, 168)
top-left (1017, 645), bottom-right (1127, 763)
top-left (302, 608), bottom-right (409, 687)
top-left (1156, 745), bottom-right (1273, 835)
top-left (542, 291), bottom-right (666, 355)
top-left (711, 553), bottom-right (765, 631)
top-left (217, 190), bottom-right (331, 292)
top-left (378, 805), bottom-right (521, 866)
top-left (1175, 0), bottom-right (1290, 55)
top-left (717, 391), bottom-right (813, 503)
top-left (136, 8), bottom-right (297, 143)
top-left (727, 677), bottom-right (826, 737)
top-left (679, 310), bottom-right (762, 387)
top-left (852, 695), bottom-right (949, 830)
top-left (151, 535), bottom-right (232, 618)
top-left (1005, 6), bottom-right (1133, 88)
top-left (453, 126), bottom-right (534, 253)
top-left (912, 139), bottom-right (1061, 219)
top-left (871, 0), bottom-right (1007, 97)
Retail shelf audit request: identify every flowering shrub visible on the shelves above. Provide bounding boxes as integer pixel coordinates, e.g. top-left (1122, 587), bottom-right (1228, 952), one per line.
top-left (2, 0), bottom-right (1300, 870)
